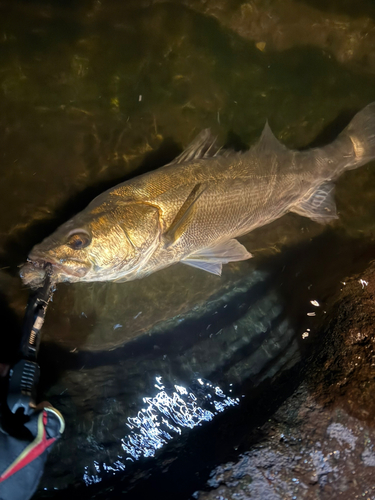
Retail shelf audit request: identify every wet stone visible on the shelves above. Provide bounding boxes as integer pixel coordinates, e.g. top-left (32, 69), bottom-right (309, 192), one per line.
top-left (196, 263), bottom-right (375, 500)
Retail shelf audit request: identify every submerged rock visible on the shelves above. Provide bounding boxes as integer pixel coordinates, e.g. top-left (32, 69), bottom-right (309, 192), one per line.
top-left (176, 0), bottom-right (375, 75)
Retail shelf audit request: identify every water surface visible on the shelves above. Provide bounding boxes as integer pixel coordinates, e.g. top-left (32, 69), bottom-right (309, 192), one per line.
top-left (0, 0), bottom-right (375, 498)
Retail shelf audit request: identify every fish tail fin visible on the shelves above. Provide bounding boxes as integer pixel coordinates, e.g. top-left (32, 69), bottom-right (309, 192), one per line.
top-left (330, 102), bottom-right (375, 176)
top-left (341, 101), bottom-right (375, 170)
top-left (290, 103), bottom-right (375, 224)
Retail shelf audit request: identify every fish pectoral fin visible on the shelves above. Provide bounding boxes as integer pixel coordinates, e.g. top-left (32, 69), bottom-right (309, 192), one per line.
top-left (163, 183), bottom-right (206, 247)
top-left (181, 239), bottom-right (253, 276)
top-left (182, 260), bottom-right (223, 276)
top-left (113, 277), bottom-right (128, 283)
top-left (290, 181), bottom-right (339, 224)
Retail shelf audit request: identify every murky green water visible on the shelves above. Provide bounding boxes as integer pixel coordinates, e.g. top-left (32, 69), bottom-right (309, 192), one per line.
top-left (1, 0), bottom-right (375, 498)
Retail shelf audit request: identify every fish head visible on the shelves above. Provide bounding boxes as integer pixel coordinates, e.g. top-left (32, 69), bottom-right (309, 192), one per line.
top-left (21, 202), bottom-right (161, 286)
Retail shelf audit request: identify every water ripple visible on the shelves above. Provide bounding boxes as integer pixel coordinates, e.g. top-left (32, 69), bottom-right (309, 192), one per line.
top-left (83, 376), bottom-right (239, 485)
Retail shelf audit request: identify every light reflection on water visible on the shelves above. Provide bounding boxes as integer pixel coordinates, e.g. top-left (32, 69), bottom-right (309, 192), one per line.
top-left (83, 376), bottom-right (239, 485)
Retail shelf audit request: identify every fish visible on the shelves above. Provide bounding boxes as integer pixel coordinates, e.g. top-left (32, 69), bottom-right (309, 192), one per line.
top-left (20, 102), bottom-right (375, 288)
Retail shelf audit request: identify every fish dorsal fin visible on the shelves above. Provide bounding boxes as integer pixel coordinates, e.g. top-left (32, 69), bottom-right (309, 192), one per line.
top-left (172, 129), bottom-right (221, 164)
top-left (181, 239), bottom-right (253, 276)
top-left (290, 181), bottom-right (338, 224)
top-left (163, 183), bottom-right (206, 246)
top-left (254, 122), bottom-right (288, 155)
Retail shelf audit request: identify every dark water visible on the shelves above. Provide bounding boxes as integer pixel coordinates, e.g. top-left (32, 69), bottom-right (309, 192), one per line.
top-left (0, 0), bottom-right (375, 498)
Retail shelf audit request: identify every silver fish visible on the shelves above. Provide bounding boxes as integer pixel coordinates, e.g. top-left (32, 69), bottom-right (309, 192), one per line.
top-left (21, 103), bottom-right (375, 287)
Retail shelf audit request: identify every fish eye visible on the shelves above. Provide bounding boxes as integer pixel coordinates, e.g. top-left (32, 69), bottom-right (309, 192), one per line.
top-left (67, 231), bottom-right (91, 250)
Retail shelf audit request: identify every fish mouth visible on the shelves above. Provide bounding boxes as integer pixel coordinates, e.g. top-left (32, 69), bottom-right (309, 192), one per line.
top-left (25, 254), bottom-right (91, 280)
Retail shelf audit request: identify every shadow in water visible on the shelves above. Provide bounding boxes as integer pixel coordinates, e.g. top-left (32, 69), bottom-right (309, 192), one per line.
top-left (0, 291), bottom-right (22, 365)
top-left (302, 106), bottom-right (362, 148)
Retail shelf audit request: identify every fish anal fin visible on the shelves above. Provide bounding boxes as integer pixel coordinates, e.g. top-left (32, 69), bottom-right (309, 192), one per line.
top-left (181, 239), bottom-right (252, 275)
top-left (163, 183), bottom-right (205, 246)
top-left (290, 181), bottom-right (338, 224)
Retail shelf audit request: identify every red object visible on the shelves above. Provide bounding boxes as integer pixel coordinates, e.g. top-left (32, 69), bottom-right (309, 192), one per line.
top-left (0, 411), bottom-right (56, 482)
